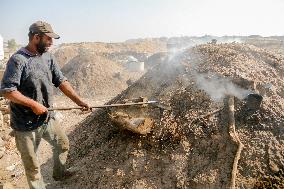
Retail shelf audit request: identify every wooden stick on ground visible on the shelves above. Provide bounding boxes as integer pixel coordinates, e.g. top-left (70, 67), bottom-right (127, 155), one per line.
top-left (224, 96), bottom-right (244, 189)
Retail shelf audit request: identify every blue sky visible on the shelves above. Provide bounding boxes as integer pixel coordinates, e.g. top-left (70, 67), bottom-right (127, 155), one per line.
top-left (1, 0), bottom-right (284, 45)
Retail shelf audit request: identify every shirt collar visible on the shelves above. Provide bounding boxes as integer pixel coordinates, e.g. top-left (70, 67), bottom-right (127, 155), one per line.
top-left (19, 47), bottom-right (37, 57)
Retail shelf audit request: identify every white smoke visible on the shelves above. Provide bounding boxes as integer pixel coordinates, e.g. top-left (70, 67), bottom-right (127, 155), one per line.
top-left (193, 73), bottom-right (251, 101)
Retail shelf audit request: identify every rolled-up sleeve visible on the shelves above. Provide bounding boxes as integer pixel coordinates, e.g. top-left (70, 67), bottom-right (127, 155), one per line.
top-left (0, 55), bottom-right (24, 95)
top-left (51, 55), bottom-right (67, 87)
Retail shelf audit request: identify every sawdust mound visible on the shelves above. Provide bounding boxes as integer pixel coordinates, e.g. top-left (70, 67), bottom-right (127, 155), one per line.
top-left (65, 43), bottom-right (284, 189)
top-left (60, 52), bottom-right (143, 98)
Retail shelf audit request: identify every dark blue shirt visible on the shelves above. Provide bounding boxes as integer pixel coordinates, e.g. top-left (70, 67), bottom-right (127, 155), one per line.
top-left (0, 48), bottom-right (67, 131)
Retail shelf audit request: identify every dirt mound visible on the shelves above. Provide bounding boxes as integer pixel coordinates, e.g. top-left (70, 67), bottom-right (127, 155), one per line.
top-left (63, 43), bottom-right (284, 189)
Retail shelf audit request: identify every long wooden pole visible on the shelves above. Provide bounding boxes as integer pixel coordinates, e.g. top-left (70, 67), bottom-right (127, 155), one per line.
top-left (47, 101), bottom-right (158, 111)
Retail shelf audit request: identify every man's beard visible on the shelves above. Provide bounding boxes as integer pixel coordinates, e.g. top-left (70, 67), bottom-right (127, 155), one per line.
top-left (36, 39), bottom-right (47, 55)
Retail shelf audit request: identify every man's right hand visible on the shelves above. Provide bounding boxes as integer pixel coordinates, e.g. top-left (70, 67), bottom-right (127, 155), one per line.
top-left (30, 102), bottom-right (48, 115)
top-left (3, 91), bottom-right (48, 115)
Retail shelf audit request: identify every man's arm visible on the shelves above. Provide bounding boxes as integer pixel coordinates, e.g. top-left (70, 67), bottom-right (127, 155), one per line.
top-left (3, 91), bottom-right (47, 115)
top-left (59, 81), bottom-right (90, 110)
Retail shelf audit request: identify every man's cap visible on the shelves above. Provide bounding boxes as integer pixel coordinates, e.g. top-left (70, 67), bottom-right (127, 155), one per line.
top-left (29, 21), bottom-right (60, 39)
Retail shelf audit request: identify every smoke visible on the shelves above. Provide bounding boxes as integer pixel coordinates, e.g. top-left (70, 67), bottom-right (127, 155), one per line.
top-left (167, 45), bottom-right (192, 63)
top-left (193, 73), bottom-right (251, 101)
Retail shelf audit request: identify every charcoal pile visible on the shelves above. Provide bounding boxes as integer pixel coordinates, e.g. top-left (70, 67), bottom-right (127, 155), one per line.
top-left (60, 43), bottom-right (283, 189)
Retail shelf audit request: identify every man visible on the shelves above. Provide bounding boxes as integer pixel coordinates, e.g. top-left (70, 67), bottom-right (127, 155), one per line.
top-left (0, 21), bottom-right (89, 189)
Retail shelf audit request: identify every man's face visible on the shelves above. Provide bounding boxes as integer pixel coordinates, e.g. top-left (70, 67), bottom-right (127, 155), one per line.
top-left (35, 34), bottom-right (53, 55)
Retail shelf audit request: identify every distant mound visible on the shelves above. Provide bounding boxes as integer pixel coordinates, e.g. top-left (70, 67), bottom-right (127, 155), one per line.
top-left (61, 52), bottom-right (143, 98)
top-left (53, 41), bottom-right (167, 68)
top-left (63, 43), bottom-right (284, 188)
